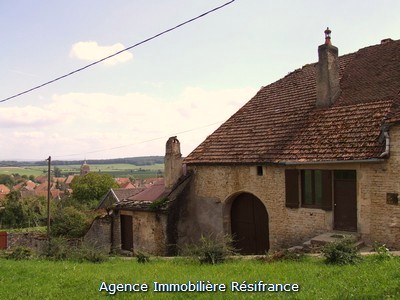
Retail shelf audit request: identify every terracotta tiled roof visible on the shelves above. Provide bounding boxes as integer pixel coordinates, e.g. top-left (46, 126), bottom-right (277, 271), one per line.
top-left (24, 180), bottom-right (37, 191)
top-left (97, 187), bottom-right (145, 209)
top-left (113, 188), bottom-right (144, 201)
top-left (115, 177), bottom-right (131, 187)
top-left (115, 173), bottom-right (192, 211)
top-left (128, 179), bottom-right (166, 202)
top-left (0, 184), bottom-right (10, 194)
top-left (185, 39), bottom-right (400, 164)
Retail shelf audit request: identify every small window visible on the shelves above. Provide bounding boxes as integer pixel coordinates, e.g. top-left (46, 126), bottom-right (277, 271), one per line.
top-left (257, 166), bottom-right (263, 176)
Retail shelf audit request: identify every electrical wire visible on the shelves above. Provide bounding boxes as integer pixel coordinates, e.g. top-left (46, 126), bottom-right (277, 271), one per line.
top-left (52, 120), bottom-right (223, 159)
top-left (0, 0), bottom-right (235, 103)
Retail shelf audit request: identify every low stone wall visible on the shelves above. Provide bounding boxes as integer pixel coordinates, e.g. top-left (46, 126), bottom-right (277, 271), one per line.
top-left (7, 232), bottom-right (48, 252)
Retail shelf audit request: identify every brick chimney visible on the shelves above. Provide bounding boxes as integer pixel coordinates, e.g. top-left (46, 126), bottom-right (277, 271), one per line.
top-left (164, 136), bottom-right (183, 189)
top-left (316, 27), bottom-right (341, 107)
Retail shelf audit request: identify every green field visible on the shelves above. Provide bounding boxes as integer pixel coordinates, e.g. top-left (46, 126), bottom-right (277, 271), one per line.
top-left (0, 256), bottom-right (399, 299)
top-left (0, 163), bottom-right (164, 179)
top-left (0, 167), bottom-right (44, 177)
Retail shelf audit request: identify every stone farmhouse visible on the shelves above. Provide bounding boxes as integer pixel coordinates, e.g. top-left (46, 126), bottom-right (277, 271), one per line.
top-left (181, 29), bottom-right (400, 254)
top-left (90, 29), bottom-right (400, 255)
top-left (91, 137), bottom-right (191, 255)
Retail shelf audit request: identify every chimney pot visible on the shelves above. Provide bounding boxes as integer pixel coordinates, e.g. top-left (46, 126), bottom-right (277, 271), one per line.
top-left (324, 27), bottom-right (332, 45)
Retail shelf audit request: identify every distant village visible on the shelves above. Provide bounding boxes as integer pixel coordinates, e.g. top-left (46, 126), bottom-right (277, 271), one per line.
top-left (0, 161), bottom-right (163, 202)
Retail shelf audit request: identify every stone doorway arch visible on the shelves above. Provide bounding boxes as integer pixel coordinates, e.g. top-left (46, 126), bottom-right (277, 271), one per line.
top-left (230, 192), bottom-right (269, 255)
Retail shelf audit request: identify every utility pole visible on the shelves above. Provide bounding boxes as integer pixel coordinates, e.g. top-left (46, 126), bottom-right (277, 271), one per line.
top-left (46, 156), bottom-right (51, 239)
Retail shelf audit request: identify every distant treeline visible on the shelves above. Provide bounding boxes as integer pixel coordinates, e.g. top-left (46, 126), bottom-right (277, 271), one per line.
top-left (0, 156), bottom-right (164, 167)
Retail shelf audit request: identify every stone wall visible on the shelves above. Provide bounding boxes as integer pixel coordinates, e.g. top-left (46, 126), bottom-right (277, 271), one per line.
top-left (357, 126), bottom-right (400, 248)
top-left (83, 215), bottom-right (112, 252)
top-left (115, 210), bottom-right (168, 255)
top-left (7, 232), bottom-right (48, 252)
top-left (182, 125), bottom-right (400, 250)
top-left (181, 163), bottom-right (331, 250)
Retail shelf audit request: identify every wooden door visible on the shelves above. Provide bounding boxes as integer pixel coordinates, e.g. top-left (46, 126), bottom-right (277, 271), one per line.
top-left (231, 193), bottom-right (269, 254)
top-left (334, 171), bottom-right (357, 231)
top-left (120, 215), bottom-right (133, 251)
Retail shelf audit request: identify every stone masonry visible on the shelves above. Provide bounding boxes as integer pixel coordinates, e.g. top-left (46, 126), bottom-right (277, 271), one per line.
top-left (179, 125), bottom-right (400, 250)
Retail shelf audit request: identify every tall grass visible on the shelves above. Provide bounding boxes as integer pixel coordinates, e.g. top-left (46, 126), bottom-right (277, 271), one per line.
top-left (0, 256), bottom-right (399, 299)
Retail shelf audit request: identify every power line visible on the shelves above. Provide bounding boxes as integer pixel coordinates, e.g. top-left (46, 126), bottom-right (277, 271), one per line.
top-left (52, 120), bottom-right (223, 159)
top-left (0, 0), bottom-right (235, 104)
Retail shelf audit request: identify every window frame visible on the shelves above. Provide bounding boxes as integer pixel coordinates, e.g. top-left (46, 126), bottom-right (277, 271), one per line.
top-left (301, 170), bottom-right (323, 208)
top-left (285, 169), bottom-right (333, 211)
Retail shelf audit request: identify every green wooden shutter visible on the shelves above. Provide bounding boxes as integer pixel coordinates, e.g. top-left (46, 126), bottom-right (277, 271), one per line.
top-left (321, 170), bottom-right (333, 211)
top-left (285, 169), bottom-right (299, 208)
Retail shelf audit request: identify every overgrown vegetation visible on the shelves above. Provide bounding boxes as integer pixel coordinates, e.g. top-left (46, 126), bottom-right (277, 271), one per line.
top-left (149, 197), bottom-right (168, 211)
top-left (6, 246), bottom-right (34, 260)
top-left (322, 237), bottom-right (362, 265)
top-left (135, 251), bottom-right (150, 264)
top-left (259, 249), bottom-right (305, 263)
top-left (68, 243), bottom-right (109, 263)
top-left (183, 234), bottom-right (236, 264)
top-left (373, 242), bottom-right (393, 261)
top-left (0, 191), bottom-right (48, 229)
top-left (6, 237), bottom-right (108, 263)
top-left (51, 206), bottom-right (90, 238)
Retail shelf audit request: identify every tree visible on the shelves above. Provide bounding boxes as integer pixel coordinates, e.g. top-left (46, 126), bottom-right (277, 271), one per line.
top-left (0, 174), bottom-right (15, 188)
top-left (0, 191), bottom-right (47, 228)
top-left (51, 206), bottom-right (90, 237)
top-left (54, 167), bottom-right (62, 177)
top-left (70, 173), bottom-right (118, 208)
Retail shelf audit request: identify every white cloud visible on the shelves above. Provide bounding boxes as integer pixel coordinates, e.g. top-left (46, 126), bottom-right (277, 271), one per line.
top-left (0, 86), bottom-right (257, 160)
top-left (70, 41), bottom-right (133, 66)
top-left (0, 106), bottom-right (59, 127)
top-left (13, 131), bottom-right (45, 138)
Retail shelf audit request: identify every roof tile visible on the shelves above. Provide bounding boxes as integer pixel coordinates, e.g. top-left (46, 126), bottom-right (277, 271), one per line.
top-left (185, 39), bottom-right (400, 164)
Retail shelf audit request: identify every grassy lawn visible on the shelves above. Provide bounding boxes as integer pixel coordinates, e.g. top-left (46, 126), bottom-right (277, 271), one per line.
top-left (0, 256), bottom-right (399, 299)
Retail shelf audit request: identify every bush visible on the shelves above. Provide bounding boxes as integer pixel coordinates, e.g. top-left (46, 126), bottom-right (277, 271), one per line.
top-left (372, 242), bottom-right (393, 261)
top-left (7, 246), bottom-right (34, 260)
top-left (42, 237), bottom-right (69, 260)
top-left (70, 243), bottom-right (108, 263)
top-left (322, 238), bottom-right (362, 265)
top-left (183, 234), bottom-right (236, 265)
top-left (260, 249), bottom-right (304, 263)
top-left (42, 238), bottom-right (108, 263)
top-left (51, 206), bottom-right (90, 238)
top-left (135, 251), bottom-right (150, 264)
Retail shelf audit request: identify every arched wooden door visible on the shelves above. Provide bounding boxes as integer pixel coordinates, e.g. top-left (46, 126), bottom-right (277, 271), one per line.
top-left (231, 193), bottom-right (269, 255)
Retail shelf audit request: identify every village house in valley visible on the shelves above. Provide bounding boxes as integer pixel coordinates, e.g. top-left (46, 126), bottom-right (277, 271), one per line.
top-left (181, 29), bottom-right (400, 254)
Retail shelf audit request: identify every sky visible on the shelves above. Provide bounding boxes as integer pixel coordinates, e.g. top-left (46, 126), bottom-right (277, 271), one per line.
top-left (1, 0), bottom-right (400, 161)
